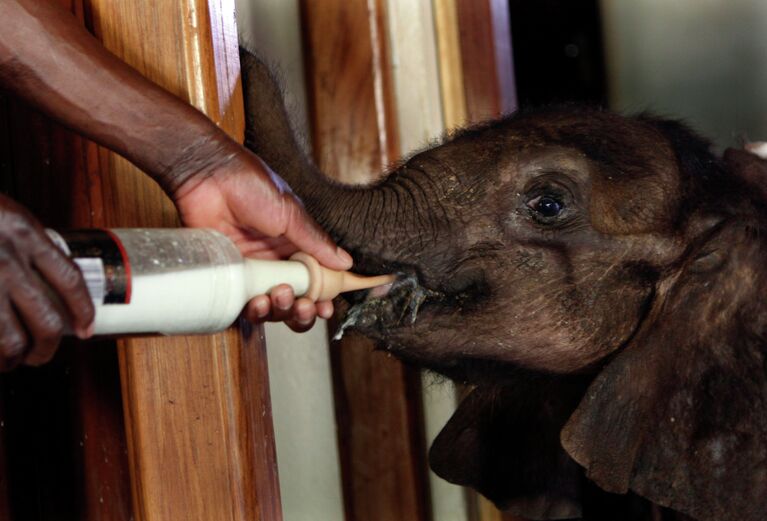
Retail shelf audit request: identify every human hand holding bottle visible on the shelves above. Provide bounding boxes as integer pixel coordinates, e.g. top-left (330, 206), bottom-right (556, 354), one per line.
top-left (172, 142), bottom-right (352, 332)
top-left (0, 194), bottom-right (95, 370)
top-left (0, 0), bottom-right (352, 339)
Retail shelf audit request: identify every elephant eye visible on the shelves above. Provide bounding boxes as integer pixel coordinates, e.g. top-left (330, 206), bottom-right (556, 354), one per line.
top-left (527, 195), bottom-right (564, 219)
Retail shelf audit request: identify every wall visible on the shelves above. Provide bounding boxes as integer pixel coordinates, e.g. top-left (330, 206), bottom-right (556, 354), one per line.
top-left (601, 0), bottom-right (767, 149)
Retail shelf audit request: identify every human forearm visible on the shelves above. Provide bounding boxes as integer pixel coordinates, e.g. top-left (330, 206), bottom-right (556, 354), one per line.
top-left (0, 0), bottom-right (236, 194)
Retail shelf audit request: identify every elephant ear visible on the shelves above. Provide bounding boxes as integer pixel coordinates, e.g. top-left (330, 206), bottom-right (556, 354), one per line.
top-left (723, 146), bottom-right (767, 201)
top-left (561, 221), bottom-right (767, 521)
top-left (429, 376), bottom-right (589, 520)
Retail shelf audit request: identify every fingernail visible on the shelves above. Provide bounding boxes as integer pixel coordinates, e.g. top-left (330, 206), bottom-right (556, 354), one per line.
top-left (76, 322), bottom-right (95, 339)
top-left (276, 294), bottom-right (291, 311)
top-left (337, 248), bottom-right (353, 269)
top-left (255, 300), bottom-right (269, 318)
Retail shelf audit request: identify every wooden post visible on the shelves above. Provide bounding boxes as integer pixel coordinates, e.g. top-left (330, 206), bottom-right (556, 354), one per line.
top-left (454, 3), bottom-right (520, 520)
top-left (0, 1), bottom-right (133, 512)
top-left (0, 1), bottom-right (282, 520)
top-left (301, 1), bottom-right (431, 520)
top-left (456, 0), bottom-right (517, 121)
top-left (84, 2), bottom-right (282, 520)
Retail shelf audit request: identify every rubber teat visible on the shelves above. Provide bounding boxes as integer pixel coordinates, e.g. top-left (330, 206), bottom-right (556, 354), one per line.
top-left (290, 252), bottom-right (396, 301)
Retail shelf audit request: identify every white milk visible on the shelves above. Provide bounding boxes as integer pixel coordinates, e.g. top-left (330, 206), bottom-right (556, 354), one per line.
top-left (48, 228), bottom-right (311, 336)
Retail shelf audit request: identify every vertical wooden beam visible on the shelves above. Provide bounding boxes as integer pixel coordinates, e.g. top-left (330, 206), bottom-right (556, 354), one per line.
top-left (0, 102), bottom-right (133, 521)
top-left (453, 3), bottom-right (521, 521)
top-left (78, 2), bottom-right (282, 520)
top-left (301, 1), bottom-right (431, 520)
top-left (3, 1), bottom-right (282, 519)
top-left (301, 0), bottom-right (399, 185)
top-left (386, 2), bottom-right (477, 520)
top-left (455, 0), bottom-right (517, 121)
top-left (433, 0), bottom-right (468, 130)
top-left (0, 2), bottom-right (133, 518)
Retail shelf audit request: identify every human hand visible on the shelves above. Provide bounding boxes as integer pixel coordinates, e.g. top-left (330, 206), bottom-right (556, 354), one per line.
top-left (173, 146), bottom-right (350, 332)
top-left (0, 194), bottom-right (94, 370)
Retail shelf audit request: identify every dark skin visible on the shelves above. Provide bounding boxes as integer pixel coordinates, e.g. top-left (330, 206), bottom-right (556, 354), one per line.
top-left (0, 0), bottom-right (354, 369)
top-left (241, 49), bottom-right (767, 521)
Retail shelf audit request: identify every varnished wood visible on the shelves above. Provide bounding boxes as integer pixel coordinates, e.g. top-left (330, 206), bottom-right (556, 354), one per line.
top-left (386, 0), bottom-right (443, 150)
top-left (433, 0), bottom-right (468, 130)
top-left (302, 1), bottom-right (431, 520)
top-left (301, 0), bottom-right (400, 185)
top-left (450, 3), bottom-right (520, 520)
top-left (2, 0), bottom-right (282, 519)
top-left (385, 2), bottom-right (478, 519)
top-left (0, 68), bottom-right (132, 521)
top-left (82, 1), bottom-right (281, 520)
top-left (73, 341), bottom-right (134, 521)
top-left (455, 0), bottom-right (517, 121)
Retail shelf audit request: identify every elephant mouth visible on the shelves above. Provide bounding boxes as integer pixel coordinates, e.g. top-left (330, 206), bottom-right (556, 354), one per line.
top-left (333, 274), bottom-right (443, 340)
top-left (333, 266), bottom-right (489, 340)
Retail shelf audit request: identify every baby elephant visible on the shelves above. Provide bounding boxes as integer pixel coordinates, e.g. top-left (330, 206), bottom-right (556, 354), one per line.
top-left (240, 49), bottom-right (767, 521)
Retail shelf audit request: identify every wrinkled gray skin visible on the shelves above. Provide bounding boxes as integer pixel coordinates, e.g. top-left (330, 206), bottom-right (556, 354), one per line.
top-left (243, 52), bottom-right (686, 379)
top-left (240, 49), bottom-right (767, 521)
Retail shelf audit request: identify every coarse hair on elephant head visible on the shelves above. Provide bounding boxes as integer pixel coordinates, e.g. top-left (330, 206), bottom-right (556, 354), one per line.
top-left (239, 47), bottom-right (767, 521)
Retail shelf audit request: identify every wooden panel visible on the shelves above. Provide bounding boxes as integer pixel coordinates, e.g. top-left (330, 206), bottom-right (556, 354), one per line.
top-left (1, 2), bottom-right (132, 512)
top-left (0, 6), bottom-right (131, 517)
top-left (301, 1), bottom-right (431, 520)
top-left (2, 1), bottom-right (281, 519)
top-left (386, 0), bottom-right (443, 150)
top-left (302, 0), bottom-right (399, 184)
top-left (456, 0), bottom-right (517, 121)
top-left (78, 2), bottom-right (282, 521)
top-left (385, 2), bottom-right (473, 520)
top-left (433, 0), bottom-right (468, 130)
top-left (453, 4), bottom-right (520, 521)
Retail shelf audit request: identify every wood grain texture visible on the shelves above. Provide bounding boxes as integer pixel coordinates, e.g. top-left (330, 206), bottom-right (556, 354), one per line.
top-left (433, 0), bottom-right (468, 130)
top-left (0, 97), bottom-right (132, 521)
top-left (1, 1), bottom-right (132, 514)
top-left (301, 0), bottom-right (400, 185)
top-left (385, 2), bottom-right (474, 520)
top-left (386, 0), bottom-right (444, 152)
top-left (302, 1), bottom-right (431, 520)
top-left (2, 1), bottom-right (281, 519)
top-left (84, 1), bottom-right (281, 520)
top-left (455, 0), bottom-right (517, 122)
top-left (453, 4), bottom-right (522, 520)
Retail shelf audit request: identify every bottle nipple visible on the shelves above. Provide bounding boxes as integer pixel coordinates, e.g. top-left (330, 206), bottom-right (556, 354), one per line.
top-left (290, 252), bottom-right (396, 301)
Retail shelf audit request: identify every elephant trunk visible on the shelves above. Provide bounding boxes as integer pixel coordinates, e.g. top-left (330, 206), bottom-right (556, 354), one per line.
top-left (289, 163), bottom-right (437, 265)
top-left (240, 48), bottom-right (439, 263)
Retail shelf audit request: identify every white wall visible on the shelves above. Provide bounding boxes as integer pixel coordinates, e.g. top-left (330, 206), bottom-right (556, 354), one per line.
top-left (234, 2), bottom-right (345, 521)
top-left (601, 0), bottom-right (767, 148)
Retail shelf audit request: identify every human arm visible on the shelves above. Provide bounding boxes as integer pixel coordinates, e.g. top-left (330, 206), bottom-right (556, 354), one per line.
top-left (0, 0), bottom-right (350, 330)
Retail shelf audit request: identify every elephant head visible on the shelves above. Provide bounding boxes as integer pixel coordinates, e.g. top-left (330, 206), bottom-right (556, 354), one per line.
top-left (240, 49), bottom-right (767, 521)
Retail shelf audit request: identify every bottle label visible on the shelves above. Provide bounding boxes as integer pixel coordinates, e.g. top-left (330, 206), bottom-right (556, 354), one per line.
top-left (47, 229), bottom-right (131, 305)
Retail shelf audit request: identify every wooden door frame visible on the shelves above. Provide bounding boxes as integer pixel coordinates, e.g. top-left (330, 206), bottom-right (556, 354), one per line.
top-left (0, 2), bottom-right (282, 520)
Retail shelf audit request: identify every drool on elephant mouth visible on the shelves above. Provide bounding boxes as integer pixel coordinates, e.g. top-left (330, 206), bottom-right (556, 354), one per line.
top-left (240, 47), bottom-right (767, 521)
top-left (333, 274), bottom-right (449, 341)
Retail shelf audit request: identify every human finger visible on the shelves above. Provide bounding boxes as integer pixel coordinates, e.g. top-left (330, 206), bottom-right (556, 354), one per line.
top-left (316, 300), bottom-right (334, 320)
top-left (268, 284), bottom-right (296, 322)
top-left (0, 300), bottom-right (27, 371)
top-left (243, 294), bottom-right (271, 323)
top-left (9, 262), bottom-right (66, 366)
top-left (31, 235), bottom-right (95, 338)
top-left (284, 298), bottom-right (317, 332)
top-left (279, 198), bottom-right (353, 271)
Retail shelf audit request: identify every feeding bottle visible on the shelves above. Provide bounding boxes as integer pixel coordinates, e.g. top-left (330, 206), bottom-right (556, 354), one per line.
top-left (46, 228), bottom-right (394, 336)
